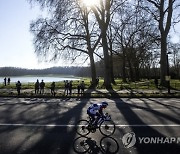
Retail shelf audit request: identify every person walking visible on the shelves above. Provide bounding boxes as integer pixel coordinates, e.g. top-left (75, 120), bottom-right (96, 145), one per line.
top-left (50, 82), bottom-right (56, 96)
top-left (8, 77), bottom-right (11, 85)
top-left (69, 81), bottom-right (73, 96)
top-left (154, 78), bottom-right (158, 88)
top-left (16, 80), bottom-right (21, 96)
top-left (64, 80), bottom-right (69, 96)
top-left (35, 79), bottom-right (40, 94)
top-left (40, 80), bottom-right (45, 94)
top-left (77, 81), bottom-right (81, 97)
top-left (80, 81), bottom-right (85, 96)
top-left (4, 77), bottom-right (7, 86)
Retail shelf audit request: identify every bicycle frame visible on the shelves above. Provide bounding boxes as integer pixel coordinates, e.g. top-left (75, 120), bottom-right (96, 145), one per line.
top-left (76, 113), bottom-right (115, 136)
top-left (89, 113), bottom-right (112, 128)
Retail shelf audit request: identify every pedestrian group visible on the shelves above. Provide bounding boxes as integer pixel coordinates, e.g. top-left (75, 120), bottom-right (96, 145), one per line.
top-left (6, 79), bottom-right (85, 96)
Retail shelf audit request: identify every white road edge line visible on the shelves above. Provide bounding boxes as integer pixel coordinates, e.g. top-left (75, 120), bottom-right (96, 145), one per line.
top-left (0, 124), bottom-right (180, 127)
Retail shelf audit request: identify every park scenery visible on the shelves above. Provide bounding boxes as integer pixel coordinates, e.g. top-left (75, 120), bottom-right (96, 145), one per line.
top-left (0, 0), bottom-right (180, 154)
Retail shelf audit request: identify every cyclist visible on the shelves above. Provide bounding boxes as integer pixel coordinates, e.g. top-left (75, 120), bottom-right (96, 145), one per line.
top-left (87, 101), bottom-right (108, 127)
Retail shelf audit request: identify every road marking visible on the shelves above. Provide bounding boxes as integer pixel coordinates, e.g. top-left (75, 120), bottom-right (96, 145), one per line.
top-left (0, 123), bottom-right (74, 127)
top-left (0, 123), bottom-right (180, 127)
top-left (132, 109), bottom-right (171, 111)
top-left (117, 124), bottom-right (180, 127)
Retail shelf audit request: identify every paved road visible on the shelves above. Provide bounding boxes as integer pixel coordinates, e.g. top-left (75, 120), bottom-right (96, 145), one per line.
top-left (0, 97), bottom-right (179, 154)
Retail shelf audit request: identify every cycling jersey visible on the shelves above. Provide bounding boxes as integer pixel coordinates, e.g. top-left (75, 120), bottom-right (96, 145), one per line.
top-left (87, 104), bottom-right (103, 115)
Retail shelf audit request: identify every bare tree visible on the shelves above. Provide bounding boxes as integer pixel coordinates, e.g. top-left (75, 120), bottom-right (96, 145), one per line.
top-left (88, 0), bottom-right (126, 89)
top-left (29, 0), bottom-right (101, 86)
top-left (113, 1), bottom-right (159, 81)
top-left (89, 0), bottom-right (112, 89)
top-left (139, 0), bottom-right (180, 85)
top-left (168, 42), bottom-right (180, 78)
top-left (107, 24), bottom-right (116, 85)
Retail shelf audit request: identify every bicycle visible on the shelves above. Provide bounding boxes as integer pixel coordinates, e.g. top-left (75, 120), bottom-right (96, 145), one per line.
top-left (76, 113), bottom-right (115, 136)
top-left (73, 136), bottom-right (119, 154)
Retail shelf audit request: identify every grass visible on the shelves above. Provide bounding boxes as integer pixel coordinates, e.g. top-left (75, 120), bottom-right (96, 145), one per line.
top-left (0, 78), bottom-right (180, 90)
top-left (0, 78), bottom-right (179, 97)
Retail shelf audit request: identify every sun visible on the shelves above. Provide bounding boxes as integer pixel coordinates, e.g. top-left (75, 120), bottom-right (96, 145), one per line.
top-left (81, 0), bottom-right (100, 7)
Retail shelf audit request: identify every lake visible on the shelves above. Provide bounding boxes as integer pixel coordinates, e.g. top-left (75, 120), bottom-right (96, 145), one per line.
top-left (1, 75), bottom-right (81, 83)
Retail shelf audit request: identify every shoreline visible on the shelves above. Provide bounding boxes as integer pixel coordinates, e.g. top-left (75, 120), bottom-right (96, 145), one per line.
top-left (0, 88), bottom-right (179, 98)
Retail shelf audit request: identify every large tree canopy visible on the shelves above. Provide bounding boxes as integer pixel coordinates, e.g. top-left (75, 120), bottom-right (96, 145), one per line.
top-left (30, 0), bottom-right (103, 87)
top-left (138, 0), bottom-right (180, 85)
top-left (29, 0), bottom-right (180, 89)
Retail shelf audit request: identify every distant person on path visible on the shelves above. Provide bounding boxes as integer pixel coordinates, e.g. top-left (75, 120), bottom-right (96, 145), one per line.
top-left (51, 81), bottom-right (56, 96)
top-left (154, 78), bottom-right (158, 88)
top-left (35, 79), bottom-right (40, 94)
top-left (4, 77), bottom-right (7, 86)
top-left (77, 81), bottom-right (81, 97)
top-left (80, 81), bottom-right (85, 95)
top-left (69, 81), bottom-right (73, 95)
top-left (16, 80), bottom-right (21, 96)
top-left (40, 80), bottom-right (45, 94)
top-left (96, 77), bottom-right (99, 88)
top-left (7, 77), bottom-right (11, 85)
top-left (64, 80), bottom-right (69, 96)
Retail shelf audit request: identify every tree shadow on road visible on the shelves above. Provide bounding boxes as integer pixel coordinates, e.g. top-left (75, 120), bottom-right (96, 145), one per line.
top-left (114, 98), bottom-right (180, 154)
top-left (24, 98), bottom-right (88, 154)
top-left (0, 97), bottom-right (90, 154)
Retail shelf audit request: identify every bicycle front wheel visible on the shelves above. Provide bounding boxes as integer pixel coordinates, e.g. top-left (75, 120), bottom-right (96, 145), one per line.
top-left (76, 120), bottom-right (90, 136)
top-left (99, 120), bottom-right (115, 136)
top-left (100, 136), bottom-right (119, 154)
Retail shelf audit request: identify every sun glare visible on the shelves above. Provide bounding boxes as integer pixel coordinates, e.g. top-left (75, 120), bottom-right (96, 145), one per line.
top-left (81, 0), bottom-right (99, 7)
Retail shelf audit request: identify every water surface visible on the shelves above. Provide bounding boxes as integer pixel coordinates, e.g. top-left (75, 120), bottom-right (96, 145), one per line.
top-left (1, 75), bottom-right (80, 83)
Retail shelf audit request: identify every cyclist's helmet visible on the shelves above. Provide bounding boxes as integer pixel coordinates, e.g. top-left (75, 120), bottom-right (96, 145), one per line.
top-left (101, 101), bottom-right (108, 107)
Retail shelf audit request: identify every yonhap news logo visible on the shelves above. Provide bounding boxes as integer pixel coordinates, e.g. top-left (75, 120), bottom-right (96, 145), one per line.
top-left (122, 132), bottom-right (180, 148)
top-left (122, 132), bottom-right (136, 148)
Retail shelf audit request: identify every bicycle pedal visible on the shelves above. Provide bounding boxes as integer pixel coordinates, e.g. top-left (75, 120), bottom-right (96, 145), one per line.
top-left (91, 129), bottom-right (96, 133)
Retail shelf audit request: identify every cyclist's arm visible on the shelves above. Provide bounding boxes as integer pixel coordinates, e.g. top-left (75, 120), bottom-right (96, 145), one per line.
top-left (99, 107), bottom-right (104, 116)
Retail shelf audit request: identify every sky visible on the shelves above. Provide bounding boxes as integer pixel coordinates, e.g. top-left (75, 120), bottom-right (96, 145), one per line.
top-left (0, 0), bottom-right (64, 69)
top-left (0, 0), bottom-right (180, 69)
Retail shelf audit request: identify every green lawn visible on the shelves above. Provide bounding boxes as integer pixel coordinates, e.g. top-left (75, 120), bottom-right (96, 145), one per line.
top-left (0, 78), bottom-right (179, 90)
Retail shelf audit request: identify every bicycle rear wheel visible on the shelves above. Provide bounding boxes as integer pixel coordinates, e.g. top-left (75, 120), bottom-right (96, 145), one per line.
top-left (76, 120), bottom-right (90, 136)
top-left (99, 120), bottom-right (115, 136)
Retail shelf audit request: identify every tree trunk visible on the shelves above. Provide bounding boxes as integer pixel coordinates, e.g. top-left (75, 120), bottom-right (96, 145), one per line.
top-left (158, 0), bottom-right (173, 86)
top-left (160, 35), bottom-right (168, 86)
top-left (128, 59), bottom-right (134, 82)
top-left (89, 50), bottom-right (97, 88)
top-left (110, 46), bottom-right (116, 85)
top-left (122, 50), bottom-right (127, 82)
top-left (101, 31), bottom-right (112, 89)
top-left (135, 67), bottom-right (140, 81)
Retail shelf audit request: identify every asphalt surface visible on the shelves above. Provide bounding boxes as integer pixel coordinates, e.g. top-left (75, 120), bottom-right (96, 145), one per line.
top-left (0, 97), bottom-right (179, 154)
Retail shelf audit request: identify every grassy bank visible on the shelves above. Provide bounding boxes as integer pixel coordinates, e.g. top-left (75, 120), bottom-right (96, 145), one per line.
top-left (0, 78), bottom-right (179, 97)
top-left (0, 78), bottom-right (180, 90)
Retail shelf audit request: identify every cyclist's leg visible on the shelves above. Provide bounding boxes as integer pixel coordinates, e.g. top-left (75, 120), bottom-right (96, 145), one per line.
top-left (87, 110), bottom-right (94, 123)
top-left (93, 112), bottom-right (101, 126)
top-left (90, 114), bottom-right (96, 124)
top-left (88, 113), bottom-right (96, 125)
